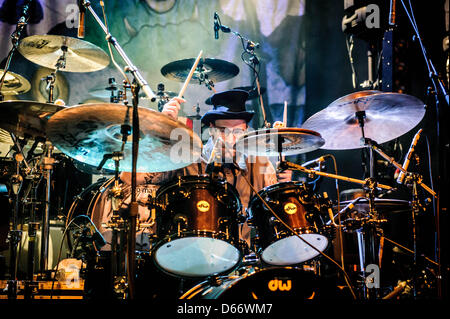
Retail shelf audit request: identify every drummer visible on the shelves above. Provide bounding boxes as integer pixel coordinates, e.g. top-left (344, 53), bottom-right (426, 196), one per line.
top-left (92, 89), bottom-right (291, 250)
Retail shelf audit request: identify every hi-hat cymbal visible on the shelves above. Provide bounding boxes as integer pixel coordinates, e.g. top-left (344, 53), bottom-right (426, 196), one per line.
top-left (46, 103), bottom-right (203, 173)
top-left (235, 127), bottom-right (325, 156)
top-left (301, 90), bottom-right (426, 150)
top-left (205, 86), bottom-right (266, 105)
top-left (0, 70), bottom-right (31, 95)
top-left (0, 100), bottom-right (66, 138)
top-left (18, 35), bottom-right (110, 72)
top-left (337, 198), bottom-right (411, 215)
top-left (161, 58), bottom-right (239, 84)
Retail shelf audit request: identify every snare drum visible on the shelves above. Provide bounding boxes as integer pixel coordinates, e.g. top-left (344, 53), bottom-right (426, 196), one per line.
top-left (153, 175), bottom-right (243, 278)
top-left (247, 181), bottom-right (331, 266)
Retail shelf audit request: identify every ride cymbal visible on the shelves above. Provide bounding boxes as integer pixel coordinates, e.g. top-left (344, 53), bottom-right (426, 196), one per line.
top-left (301, 90), bottom-right (426, 150)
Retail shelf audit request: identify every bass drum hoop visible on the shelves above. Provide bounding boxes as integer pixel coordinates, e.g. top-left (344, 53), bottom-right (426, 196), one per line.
top-left (65, 177), bottom-right (114, 232)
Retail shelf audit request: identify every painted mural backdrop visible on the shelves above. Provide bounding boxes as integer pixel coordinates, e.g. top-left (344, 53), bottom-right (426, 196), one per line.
top-left (1, 0), bottom-right (306, 152)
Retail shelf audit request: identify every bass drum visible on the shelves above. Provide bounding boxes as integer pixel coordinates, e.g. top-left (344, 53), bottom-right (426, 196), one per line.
top-left (65, 177), bottom-right (114, 248)
top-left (180, 267), bottom-right (350, 300)
top-left (247, 181), bottom-right (332, 266)
top-left (154, 175), bottom-right (243, 278)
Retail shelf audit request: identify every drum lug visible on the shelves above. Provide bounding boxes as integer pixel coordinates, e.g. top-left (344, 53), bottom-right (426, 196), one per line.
top-left (173, 214), bottom-right (188, 235)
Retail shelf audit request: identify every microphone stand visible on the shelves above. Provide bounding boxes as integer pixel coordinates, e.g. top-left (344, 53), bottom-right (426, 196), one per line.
top-left (397, 0), bottom-right (447, 299)
top-left (216, 17), bottom-right (269, 128)
top-left (82, 0), bottom-right (156, 299)
top-left (80, 0), bottom-right (156, 102)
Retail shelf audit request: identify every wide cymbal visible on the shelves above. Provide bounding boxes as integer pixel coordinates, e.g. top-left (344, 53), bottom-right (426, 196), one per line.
top-left (46, 103), bottom-right (203, 173)
top-left (0, 100), bottom-right (66, 138)
top-left (235, 127), bottom-right (325, 156)
top-left (301, 90), bottom-right (426, 150)
top-left (18, 35), bottom-right (110, 72)
top-left (0, 70), bottom-right (31, 95)
top-left (161, 58), bottom-right (239, 84)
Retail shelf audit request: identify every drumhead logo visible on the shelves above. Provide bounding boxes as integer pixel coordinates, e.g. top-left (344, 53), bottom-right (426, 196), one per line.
top-left (196, 200), bottom-right (210, 212)
top-left (284, 203), bottom-right (297, 215)
top-left (268, 278), bottom-right (292, 292)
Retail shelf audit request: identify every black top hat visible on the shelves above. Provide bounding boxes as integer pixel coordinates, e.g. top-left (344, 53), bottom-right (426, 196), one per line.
top-left (201, 89), bottom-right (255, 126)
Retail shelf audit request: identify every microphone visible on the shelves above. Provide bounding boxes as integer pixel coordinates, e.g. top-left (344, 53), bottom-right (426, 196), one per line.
top-left (396, 128), bottom-right (423, 185)
top-left (77, 0), bottom-right (85, 38)
top-left (214, 12), bottom-right (219, 39)
top-left (301, 156), bottom-right (326, 168)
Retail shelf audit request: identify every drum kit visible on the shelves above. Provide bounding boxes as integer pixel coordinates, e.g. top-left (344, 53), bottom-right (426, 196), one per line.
top-left (0, 4), bottom-right (439, 302)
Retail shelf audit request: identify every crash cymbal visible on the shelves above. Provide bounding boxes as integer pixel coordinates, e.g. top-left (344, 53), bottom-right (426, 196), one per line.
top-left (0, 70), bottom-right (31, 95)
top-left (46, 103), bottom-right (203, 173)
top-left (235, 127), bottom-right (325, 156)
top-left (0, 100), bottom-right (66, 138)
top-left (18, 35), bottom-right (110, 72)
top-left (161, 58), bottom-right (239, 84)
top-left (205, 86), bottom-right (266, 105)
top-left (301, 90), bottom-right (426, 150)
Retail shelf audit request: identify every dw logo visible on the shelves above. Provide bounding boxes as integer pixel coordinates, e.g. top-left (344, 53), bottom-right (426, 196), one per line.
top-left (268, 279), bottom-right (292, 292)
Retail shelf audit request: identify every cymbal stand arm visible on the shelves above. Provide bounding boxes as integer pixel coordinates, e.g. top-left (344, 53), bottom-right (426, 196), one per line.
top-left (82, 0), bottom-right (156, 101)
top-left (280, 160), bottom-right (394, 191)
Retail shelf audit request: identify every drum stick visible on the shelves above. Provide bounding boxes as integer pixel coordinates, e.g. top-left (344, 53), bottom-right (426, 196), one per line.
top-left (283, 100), bottom-right (288, 127)
top-left (178, 50), bottom-right (203, 98)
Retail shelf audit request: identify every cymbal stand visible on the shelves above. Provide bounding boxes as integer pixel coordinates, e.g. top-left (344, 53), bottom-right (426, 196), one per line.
top-left (6, 155), bottom-right (24, 299)
top-left (38, 141), bottom-right (55, 276)
top-left (43, 43), bottom-right (67, 104)
top-left (363, 137), bottom-right (438, 297)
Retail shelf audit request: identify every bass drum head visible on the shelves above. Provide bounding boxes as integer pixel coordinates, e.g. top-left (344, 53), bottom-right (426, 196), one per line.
top-left (154, 236), bottom-right (241, 277)
top-left (181, 267), bottom-right (350, 300)
top-left (261, 234), bottom-right (329, 265)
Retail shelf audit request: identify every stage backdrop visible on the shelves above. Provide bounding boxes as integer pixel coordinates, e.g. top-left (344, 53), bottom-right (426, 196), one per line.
top-left (0, 0), bottom-right (307, 153)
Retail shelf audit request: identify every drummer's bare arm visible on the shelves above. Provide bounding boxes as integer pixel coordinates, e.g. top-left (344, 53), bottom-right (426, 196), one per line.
top-left (261, 160), bottom-right (279, 187)
top-left (161, 97), bottom-right (186, 120)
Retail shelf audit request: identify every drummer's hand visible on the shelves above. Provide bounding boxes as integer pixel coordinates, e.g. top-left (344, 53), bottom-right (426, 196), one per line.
top-left (162, 97), bottom-right (186, 120)
top-left (276, 169), bottom-right (293, 183)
